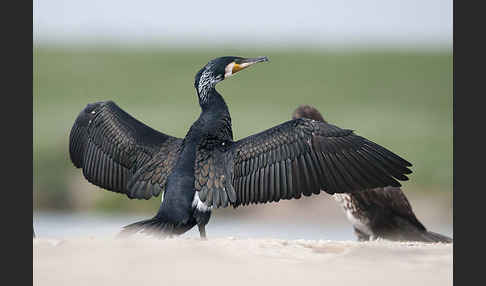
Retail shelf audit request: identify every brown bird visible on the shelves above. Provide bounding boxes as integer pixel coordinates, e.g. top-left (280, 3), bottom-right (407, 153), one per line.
top-left (292, 105), bottom-right (452, 243)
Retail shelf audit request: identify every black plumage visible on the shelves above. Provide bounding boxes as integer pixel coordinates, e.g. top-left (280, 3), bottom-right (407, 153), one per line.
top-left (69, 56), bottom-right (412, 239)
top-left (292, 104), bottom-right (452, 243)
top-left (69, 101), bottom-right (182, 200)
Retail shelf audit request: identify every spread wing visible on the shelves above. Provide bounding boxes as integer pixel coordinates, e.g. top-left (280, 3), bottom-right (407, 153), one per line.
top-left (349, 187), bottom-right (426, 230)
top-left (69, 101), bottom-right (182, 199)
top-left (194, 118), bottom-right (412, 208)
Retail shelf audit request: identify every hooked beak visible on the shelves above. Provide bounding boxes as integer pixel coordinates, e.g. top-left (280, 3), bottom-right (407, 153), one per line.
top-left (239, 56), bottom-right (269, 64)
top-left (225, 56), bottom-right (269, 78)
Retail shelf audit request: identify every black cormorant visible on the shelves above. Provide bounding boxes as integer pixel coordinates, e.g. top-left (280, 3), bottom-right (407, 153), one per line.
top-left (69, 56), bottom-right (413, 239)
top-left (292, 105), bottom-right (452, 243)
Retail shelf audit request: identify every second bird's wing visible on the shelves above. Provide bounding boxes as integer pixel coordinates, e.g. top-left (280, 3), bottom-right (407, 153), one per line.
top-left (348, 187), bottom-right (426, 231)
top-left (69, 101), bottom-right (182, 199)
top-left (194, 118), bottom-right (412, 208)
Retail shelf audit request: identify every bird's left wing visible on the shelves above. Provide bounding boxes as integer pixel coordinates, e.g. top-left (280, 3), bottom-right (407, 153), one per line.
top-left (194, 118), bottom-right (412, 208)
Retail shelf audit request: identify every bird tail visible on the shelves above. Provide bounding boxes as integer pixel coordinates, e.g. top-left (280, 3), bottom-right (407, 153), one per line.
top-left (118, 216), bottom-right (195, 238)
top-left (118, 217), bottom-right (178, 238)
top-left (422, 231), bottom-right (453, 243)
top-left (388, 218), bottom-right (453, 243)
top-left (399, 228), bottom-right (453, 243)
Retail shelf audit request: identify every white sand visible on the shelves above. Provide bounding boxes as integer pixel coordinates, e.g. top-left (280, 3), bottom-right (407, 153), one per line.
top-left (33, 237), bottom-right (452, 286)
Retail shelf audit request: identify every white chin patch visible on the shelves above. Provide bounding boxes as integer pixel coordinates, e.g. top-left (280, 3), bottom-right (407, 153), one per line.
top-left (224, 62), bottom-right (235, 78)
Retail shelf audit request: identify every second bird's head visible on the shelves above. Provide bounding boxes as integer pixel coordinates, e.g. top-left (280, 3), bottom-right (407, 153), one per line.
top-left (194, 56), bottom-right (269, 103)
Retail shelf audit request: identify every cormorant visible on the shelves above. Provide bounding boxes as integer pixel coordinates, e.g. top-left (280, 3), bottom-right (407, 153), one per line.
top-left (292, 105), bottom-right (452, 243)
top-left (69, 56), bottom-right (413, 239)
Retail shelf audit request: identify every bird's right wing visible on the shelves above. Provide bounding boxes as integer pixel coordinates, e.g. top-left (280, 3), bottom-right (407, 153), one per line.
top-left (69, 101), bottom-right (182, 199)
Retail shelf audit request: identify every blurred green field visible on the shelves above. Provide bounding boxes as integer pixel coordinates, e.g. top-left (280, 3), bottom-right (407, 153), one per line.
top-left (33, 46), bottom-right (452, 212)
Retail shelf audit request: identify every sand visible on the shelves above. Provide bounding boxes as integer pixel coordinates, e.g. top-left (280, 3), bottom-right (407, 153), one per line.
top-left (33, 237), bottom-right (452, 286)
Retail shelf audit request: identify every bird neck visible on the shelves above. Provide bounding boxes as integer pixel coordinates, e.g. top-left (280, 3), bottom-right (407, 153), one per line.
top-left (195, 86), bottom-right (234, 142)
top-left (197, 86), bottom-right (229, 114)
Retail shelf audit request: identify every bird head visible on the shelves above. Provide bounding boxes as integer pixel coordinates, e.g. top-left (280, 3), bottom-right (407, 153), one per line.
top-left (292, 105), bottom-right (327, 123)
top-left (194, 56), bottom-right (269, 103)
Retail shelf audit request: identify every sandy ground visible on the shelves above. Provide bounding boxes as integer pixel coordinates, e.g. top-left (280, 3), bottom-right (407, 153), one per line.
top-left (33, 237), bottom-right (452, 286)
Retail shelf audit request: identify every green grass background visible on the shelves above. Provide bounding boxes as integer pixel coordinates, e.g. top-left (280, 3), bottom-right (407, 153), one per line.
top-left (33, 46), bottom-right (452, 212)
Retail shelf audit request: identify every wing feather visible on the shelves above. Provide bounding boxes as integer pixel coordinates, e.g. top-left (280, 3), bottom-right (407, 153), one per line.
top-left (194, 118), bottom-right (412, 208)
top-left (69, 101), bottom-right (182, 199)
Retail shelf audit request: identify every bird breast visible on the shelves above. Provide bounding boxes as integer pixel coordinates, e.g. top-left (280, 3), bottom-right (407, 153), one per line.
top-left (333, 194), bottom-right (373, 237)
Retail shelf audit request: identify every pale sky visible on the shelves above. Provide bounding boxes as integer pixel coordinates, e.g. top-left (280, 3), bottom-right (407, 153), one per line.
top-left (33, 0), bottom-right (452, 49)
